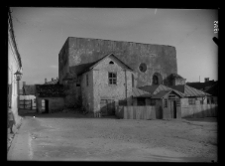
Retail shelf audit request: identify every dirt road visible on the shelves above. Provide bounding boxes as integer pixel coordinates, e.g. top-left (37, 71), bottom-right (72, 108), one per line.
top-left (7, 112), bottom-right (217, 162)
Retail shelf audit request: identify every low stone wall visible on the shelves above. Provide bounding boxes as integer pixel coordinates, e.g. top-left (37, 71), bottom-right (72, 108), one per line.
top-left (181, 104), bottom-right (217, 118)
top-left (116, 106), bottom-right (158, 120)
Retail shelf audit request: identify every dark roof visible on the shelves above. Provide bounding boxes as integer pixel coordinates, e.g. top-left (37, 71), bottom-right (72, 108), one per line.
top-left (45, 78), bottom-right (59, 85)
top-left (151, 91), bottom-right (171, 99)
top-left (77, 54), bottom-right (133, 76)
top-left (132, 87), bottom-right (151, 97)
top-left (170, 73), bottom-right (185, 79)
top-left (171, 84), bottom-right (210, 97)
top-left (205, 83), bottom-right (218, 96)
top-left (187, 80), bottom-right (217, 91)
top-left (36, 84), bottom-right (65, 97)
top-left (23, 85), bottom-right (36, 95)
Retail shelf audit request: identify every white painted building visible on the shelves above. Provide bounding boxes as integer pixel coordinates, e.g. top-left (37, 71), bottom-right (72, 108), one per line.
top-left (8, 10), bottom-right (23, 127)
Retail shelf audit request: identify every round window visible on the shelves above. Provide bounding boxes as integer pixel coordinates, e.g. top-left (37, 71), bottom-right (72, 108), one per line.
top-left (139, 63), bottom-right (147, 72)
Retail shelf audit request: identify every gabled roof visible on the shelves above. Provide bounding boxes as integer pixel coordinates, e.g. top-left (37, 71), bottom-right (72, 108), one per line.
top-left (170, 73), bottom-right (185, 79)
top-left (139, 84), bottom-right (184, 98)
top-left (171, 84), bottom-right (210, 97)
top-left (151, 91), bottom-right (171, 99)
top-left (132, 87), bottom-right (151, 98)
top-left (78, 54), bottom-right (133, 76)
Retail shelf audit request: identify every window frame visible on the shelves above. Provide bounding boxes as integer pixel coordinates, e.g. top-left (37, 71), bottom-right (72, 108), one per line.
top-left (108, 72), bottom-right (117, 85)
top-left (188, 98), bottom-right (196, 105)
top-left (164, 99), bottom-right (168, 108)
top-left (132, 74), bottom-right (134, 87)
top-left (137, 97), bottom-right (146, 106)
top-left (109, 61), bottom-right (114, 65)
top-left (86, 74), bottom-right (89, 86)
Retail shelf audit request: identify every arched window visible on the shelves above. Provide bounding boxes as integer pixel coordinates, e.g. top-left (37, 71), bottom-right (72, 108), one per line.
top-left (109, 61), bottom-right (114, 65)
top-left (139, 63), bottom-right (147, 72)
top-left (152, 73), bottom-right (162, 85)
top-left (153, 75), bottom-right (159, 85)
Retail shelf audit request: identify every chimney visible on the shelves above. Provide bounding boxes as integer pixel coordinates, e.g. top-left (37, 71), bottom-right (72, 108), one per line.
top-left (23, 81), bottom-right (26, 87)
top-left (51, 78), bottom-right (54, 81)
top-left (45, 78), bottom-right (47, 84)
top-left (205, 77), bottom-right (209, 82)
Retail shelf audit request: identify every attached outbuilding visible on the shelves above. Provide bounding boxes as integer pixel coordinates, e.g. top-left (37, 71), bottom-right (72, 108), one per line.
top-left (36, 84), bottom-right (65, 114)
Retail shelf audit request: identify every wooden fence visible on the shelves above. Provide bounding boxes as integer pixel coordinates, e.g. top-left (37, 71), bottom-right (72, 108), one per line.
top-left (116, 106), bottom-right (158, 120)
top-left (19, 99), bottom-right (36, 110)
top-left (181, 104), bottom-right (217, 118)
top-left (116, 104), bottom-right (217, 120)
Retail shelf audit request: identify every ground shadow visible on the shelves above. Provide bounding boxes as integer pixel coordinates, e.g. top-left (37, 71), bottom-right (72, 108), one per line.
top-left (18, 109), bottom-right (118, 119)
top-left (183, 117), bottom-right (217, 123)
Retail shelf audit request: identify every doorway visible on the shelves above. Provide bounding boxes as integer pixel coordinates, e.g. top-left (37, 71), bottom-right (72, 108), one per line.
top-left (45, 100), bottom-right (49, 113)
top-left (100, 99), bottom-right (115, 116)
top-left (173, 101), bottom-right (177, 118)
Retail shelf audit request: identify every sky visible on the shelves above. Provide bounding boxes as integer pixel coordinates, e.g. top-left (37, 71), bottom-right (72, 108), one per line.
top-left (10, 7), bottom-right (218, 86)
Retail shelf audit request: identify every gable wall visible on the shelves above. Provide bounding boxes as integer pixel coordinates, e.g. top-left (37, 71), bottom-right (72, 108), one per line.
top-left (92, 57), bottom-right (133, 113)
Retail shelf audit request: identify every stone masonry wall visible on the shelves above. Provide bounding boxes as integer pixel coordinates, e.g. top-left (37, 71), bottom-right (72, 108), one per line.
top-left (64, 37), bottom-right (177, 87)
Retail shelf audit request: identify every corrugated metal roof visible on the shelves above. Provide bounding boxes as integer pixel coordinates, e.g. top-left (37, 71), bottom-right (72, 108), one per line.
top-left (153, 84), bottom-right (173, 95)
top-left (140, 85), bottom-right (173, 94)
top-left (139, 84), bottom-right (184, 98)
top-left (151, 91), bottom-right (171, 99)
top-left (171, 85), bottom-right (210, 97)
top-left (132, 87), bottom-right (151, 97)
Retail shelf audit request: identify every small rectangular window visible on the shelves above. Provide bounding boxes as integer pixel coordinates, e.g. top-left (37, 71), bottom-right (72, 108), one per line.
top-left (132, 74), bottom-right (134, 87)
top-left (150, 99), bottom-right (156, 106)
top-left (8, 84), bottom-right (12, 108)
top-left (86, 74), bottom-right (88, 86)
top-left (119, 99), bottom-right (127, 106)
top-left (108, 72), bottom-right (117, 85)
top-left (176, 100), bottom-right (181, 107)
top-left (137, 98), bottom-right (146, 106)
top-left (188, 98), bottom-right (196, 105)
top-left (164, 99), bottom-right (168, 108)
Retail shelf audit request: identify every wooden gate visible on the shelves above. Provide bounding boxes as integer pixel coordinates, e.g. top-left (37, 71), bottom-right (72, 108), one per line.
top-left (19, 99), bottom-right (32, 110)
top-left (100, 99), bottom-right (115, 116)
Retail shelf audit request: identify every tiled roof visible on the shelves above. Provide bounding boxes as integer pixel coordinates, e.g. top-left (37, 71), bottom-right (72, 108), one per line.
top-left (171, 84), bottom-right (210, 97)
top-left (132, 87), bottom-right (151, 97)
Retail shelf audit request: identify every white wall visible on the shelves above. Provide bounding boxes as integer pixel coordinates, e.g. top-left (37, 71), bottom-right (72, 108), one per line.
top-left (8, 30), bottom-right (22, 127)
top-left (92, 56), bottom-right (133, 113)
